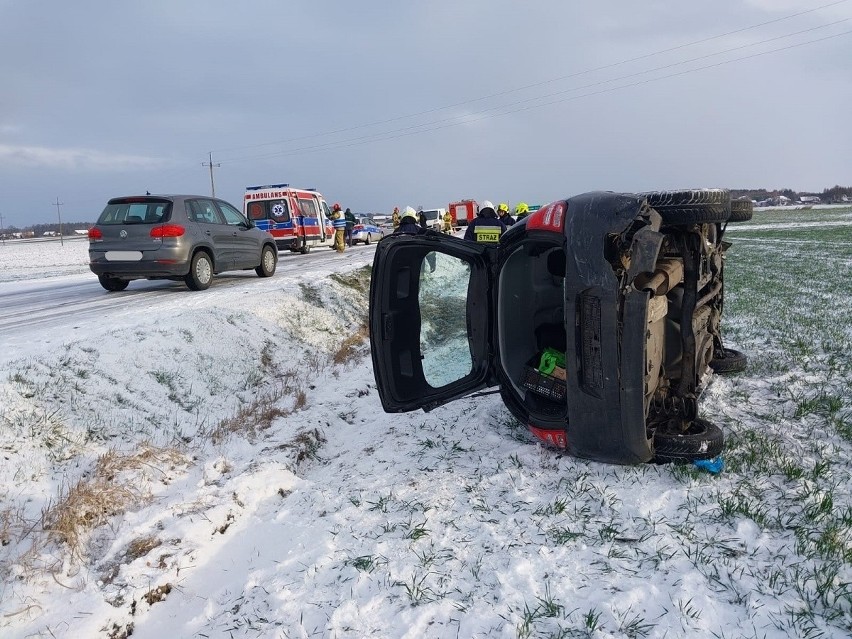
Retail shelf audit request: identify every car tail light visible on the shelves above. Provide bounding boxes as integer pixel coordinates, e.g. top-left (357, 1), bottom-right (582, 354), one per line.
top-left (88, 227), bottom-right (103, 240)
top-left (526, 201), bottom-right (567, 234)
top-left (150, 224), bottom-right (185, 238)
top-left (354, 225), bottom-right (364, 231)
top-left (529, 426), bottom-right (568, 449)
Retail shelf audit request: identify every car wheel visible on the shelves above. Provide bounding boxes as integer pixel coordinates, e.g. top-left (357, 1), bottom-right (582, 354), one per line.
top-left (98, 275), bottom-right (129, 292)
top-left (728, 199), bottom-right (754, 222)
top-left (709, 347), bottom-right (747, 374)
top-left (185, 251), bottom-right (213, 291)
top-left (256, 245), bottom-right (277, 277)
top-left (653, 418), bottom-right (724, 463)
top-left (642, 189), bottom-right (731, 224)
top-left (365, 233), bottom-right (371, 245)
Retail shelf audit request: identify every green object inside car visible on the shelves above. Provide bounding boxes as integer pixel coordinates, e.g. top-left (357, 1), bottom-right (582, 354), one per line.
top-left (538, 348), bottom-right (566, 375)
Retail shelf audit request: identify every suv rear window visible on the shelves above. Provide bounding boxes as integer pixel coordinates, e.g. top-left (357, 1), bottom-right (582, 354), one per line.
top-left (97, 199), bottom-right (171, 225)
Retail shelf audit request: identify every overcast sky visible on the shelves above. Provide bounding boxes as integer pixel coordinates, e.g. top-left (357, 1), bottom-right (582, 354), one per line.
top-left (1, 0), bottom-right (850, 228)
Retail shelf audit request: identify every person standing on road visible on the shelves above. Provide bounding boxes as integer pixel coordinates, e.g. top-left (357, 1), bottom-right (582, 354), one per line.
top-left (497, 202), bottom-right (516, 226)
top-left (418, 207), bottom-right (428, 230)
top-left (344, 207), bottom-right (356, 247)
top-left (392, 206), bottom-right (400, 230)
top-left (514, 202), bottom-right (530, 221)
top-left (464, 200), bottom-right (506, 244)
top-left (442, 210), bottom-right (453, 233)
top-left (331, 203), bottom-right (347, 253)
top-left (395, 206), bottom-right (421, 235)
top-left (396, 206), bottom-right (435, 271)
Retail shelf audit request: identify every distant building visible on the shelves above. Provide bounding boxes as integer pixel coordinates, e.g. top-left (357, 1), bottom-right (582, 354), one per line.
top-left (799, 195), bottom-right (821, 204)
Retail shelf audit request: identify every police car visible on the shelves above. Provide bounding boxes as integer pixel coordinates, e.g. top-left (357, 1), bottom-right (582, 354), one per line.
top-left (350, 216), bottom-right (385, 245)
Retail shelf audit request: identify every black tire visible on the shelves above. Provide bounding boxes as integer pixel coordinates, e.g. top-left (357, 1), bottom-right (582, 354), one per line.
top-left (365, 233), bottom-right (372, 245)
top-left (642, 189), bottom-right (731, 224)
top-left (98, 275), bottom-right (129, 292)
top-left (185, 251), bottom-right (213, 291)
top-left (709, 347), bottom-right (747, 374)
top-left (653, 418), bottom-right (724, 463)
top-left (728, 199), bottom-right (754, 222)
top-left (255, 245), bottom-right (277, 277)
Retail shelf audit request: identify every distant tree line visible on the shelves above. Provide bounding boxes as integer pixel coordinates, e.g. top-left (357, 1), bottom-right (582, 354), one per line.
top-left (731, 185), bottom-right (852, 203)
top-left (1, 221), bottom-right (92, 235)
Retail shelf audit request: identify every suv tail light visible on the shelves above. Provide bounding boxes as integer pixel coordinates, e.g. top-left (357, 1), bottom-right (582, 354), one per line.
top-left (526, 201), bottom-right (567, 234)
top-left (88, 227), bottom-right (102, 240)
top-left (150, 224), bottom-right (185, 238)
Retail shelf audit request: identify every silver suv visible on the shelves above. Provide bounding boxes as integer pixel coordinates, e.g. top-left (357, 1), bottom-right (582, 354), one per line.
top-left (88, 195), bottom-right (278, 291)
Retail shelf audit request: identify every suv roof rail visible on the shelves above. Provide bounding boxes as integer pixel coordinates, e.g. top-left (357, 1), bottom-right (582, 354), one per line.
top-left (246, 183), bottom-right (289, 190)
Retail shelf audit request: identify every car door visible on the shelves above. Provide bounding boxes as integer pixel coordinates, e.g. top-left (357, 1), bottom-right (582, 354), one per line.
top-left (188, 198), bottom-right (233, 269)
top-left (216, 199), bottom-right (259, 269)
top-left (369, 233), bottom-right (499, 412)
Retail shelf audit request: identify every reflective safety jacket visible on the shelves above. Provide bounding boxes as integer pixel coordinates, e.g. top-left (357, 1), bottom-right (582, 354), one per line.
top-left (463, 214), bottom-right (507, 243)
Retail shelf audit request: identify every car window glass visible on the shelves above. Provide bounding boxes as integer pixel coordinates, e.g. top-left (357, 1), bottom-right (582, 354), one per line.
top-left (247, 202), bottom-right (265, 221)
top-left (188, 200), bottom-right (222, 224)
top-left (217, 201), bottom-right (247, 226)
top-left (97, 201), bottom-right (170, 225)
top-left (418, 252), bottom-right (473, 387)
top-left (268, 199), bottom-right (290, 223)
top-left (299, 199), bottom-right (318, 217)
top-left (321, 201), bottom-right (331, 218)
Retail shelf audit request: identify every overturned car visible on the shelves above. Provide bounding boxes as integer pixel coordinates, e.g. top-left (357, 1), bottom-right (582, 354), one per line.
top-left (368, 189), bottom-right (751, 464)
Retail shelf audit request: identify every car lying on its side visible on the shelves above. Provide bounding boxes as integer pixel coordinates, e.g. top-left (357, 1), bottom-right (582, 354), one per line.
top-left (368, 189), bottom-right (751, 465)
top-left (350, 216), bottom-right (385, 245)
top-left (88, 195), bottom-right (278, 291)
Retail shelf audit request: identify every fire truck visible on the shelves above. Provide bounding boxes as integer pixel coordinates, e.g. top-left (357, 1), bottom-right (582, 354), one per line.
top-left (243, 184), bottom-right (335, 252)
top-left (448, 200), bottom-right (478, 227)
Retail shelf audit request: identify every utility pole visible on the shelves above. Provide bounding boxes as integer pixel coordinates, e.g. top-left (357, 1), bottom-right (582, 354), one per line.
top-left (202, 152), bottom-right (220, 198)
top-left (0, 212), bottom-right (6, 245)
top-left (53, 197), bottom-right (64, 246)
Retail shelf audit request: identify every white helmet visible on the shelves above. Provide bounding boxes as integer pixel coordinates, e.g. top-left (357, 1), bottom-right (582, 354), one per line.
top-left (479, 200), bottom-right (495, 216)
top-left (401, 206), bottom-right (418, 222)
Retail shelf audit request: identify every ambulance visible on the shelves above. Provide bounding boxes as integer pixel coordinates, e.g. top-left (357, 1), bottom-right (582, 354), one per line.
top-left (243, 184), bottom-right (335, 253)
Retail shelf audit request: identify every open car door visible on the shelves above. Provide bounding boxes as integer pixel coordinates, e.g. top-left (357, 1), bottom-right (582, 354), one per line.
top-left (369, 233), bottom-right (498, 412)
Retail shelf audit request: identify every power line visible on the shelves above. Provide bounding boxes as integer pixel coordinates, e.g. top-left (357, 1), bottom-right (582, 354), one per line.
top-left (218, 25), bottom-right (852, 163)
top-left (210, 0), bottom-right (850, 157)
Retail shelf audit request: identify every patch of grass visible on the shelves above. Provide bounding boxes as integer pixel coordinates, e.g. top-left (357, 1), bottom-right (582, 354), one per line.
top-left (208, 375), bottom-right (307, 444)
top-left (329, 265), bottom-right (372, 293)
top-left (298, 282), bottom-right (324, 307)
top-left (331, 325), bottom-right (369, 365)
top-left (41, 446), bottom-right (187, 559)
top-left (124, 534), bottom-right (162, 561)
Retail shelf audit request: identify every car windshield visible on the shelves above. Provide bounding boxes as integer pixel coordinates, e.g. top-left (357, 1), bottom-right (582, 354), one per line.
top-left (97, 199), bottom-right (171, 225)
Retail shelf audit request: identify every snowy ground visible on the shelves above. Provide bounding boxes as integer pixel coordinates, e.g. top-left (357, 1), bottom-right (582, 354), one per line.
top-left (1, 209), bottom-right (851, 638)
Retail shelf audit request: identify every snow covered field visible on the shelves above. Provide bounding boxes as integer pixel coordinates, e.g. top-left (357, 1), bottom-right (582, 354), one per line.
top-left (1, 208), bottom-right (851, 638)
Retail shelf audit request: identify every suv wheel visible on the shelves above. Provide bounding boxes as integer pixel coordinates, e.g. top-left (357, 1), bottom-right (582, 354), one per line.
top-left (256, 245), bottom-right (277, 277)
top-left (709, 347), bottom-right (747, 374)
top-left (185, 251), bottom-right (213, 291)
top-left (729, 199), bottom-right (754, 222)
top-left (365, 233), bottom-right (372, 245)
top-left (653, 418), bottom-right (724, 463)
top-left (98, 275), bottom-right (129, 292)
top-left (643, 189), bottom-right (731, 224)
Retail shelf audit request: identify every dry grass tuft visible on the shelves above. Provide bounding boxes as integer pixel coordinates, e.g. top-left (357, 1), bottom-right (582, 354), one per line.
top-left (125, 534), bottom-right (162, 561)
top-left (208, 374), bottom-right (309, 444)
top-left (286, 428), bottom-right (327, 464)
top-left (332, 324), bottom-right (369, 366)
top-left (40, 446), bottom-right (188, 559)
